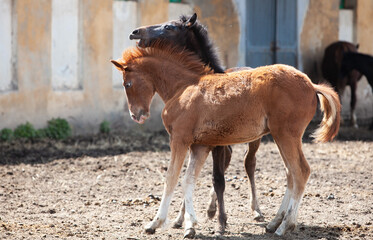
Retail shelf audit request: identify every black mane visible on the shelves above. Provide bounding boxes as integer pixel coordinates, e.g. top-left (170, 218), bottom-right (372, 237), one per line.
top-left (180, 15), bottom-right (225, 73)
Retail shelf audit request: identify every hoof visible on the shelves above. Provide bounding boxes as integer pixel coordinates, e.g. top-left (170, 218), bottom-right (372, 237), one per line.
top-left (145, 227), bottom-right (156, 234)
top-left (265, 225), bottom-right (276, 233)
top-left (253, 214), bottom-right (265, 222)
top-left (274, 229), bottom-right (284, 236)
top-left (218, 215), bottom-right (227, 234)
top-left (274, 227), bottom-right (286, 236)
top-left (184, 228), bottom-right (196, 239)
top-left (274, 223), bottom-right (296, 236)
top-left (266, 217), bottom-right (283, 234)
top-left (218, 226), bottom-right (226, 235)
top-left (172, 221), bottom-right (183, 229)
top-left (207, 208), bottom-right (216, 219)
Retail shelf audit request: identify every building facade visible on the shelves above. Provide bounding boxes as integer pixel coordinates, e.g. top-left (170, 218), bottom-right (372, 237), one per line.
top-left (0, 0), bottom-right (372, 134)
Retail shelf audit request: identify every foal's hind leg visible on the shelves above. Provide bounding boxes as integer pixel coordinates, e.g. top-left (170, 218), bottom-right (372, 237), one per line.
top-left (266, 135), bottom-right (310, 236)
top-left (211, 145), bottom-right (232, 233)
top-left (173, 201), bottom-right (185, 229)
top-left (244, 139), bottom-right (264, 221)
top-left (207, 146), bottom-right (232, 221)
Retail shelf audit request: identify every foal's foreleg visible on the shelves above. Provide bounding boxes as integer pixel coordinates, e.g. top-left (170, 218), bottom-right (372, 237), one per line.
top-left (182, 144), bottom-right (210, 238)
top-left (173, 146), bottom-right (215, 230)
top-left (145, 141), bottom-right (188, 234)
top-left (244, 139), bottom-right (264, 221)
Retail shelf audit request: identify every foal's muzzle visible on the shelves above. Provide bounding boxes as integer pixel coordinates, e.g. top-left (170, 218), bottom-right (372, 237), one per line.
top-left (129, 30), bottom-right (147, 48)
top-left (130, 109), bottom-right (149, 124)
top-left (129, 28), bottom-right (142, 40)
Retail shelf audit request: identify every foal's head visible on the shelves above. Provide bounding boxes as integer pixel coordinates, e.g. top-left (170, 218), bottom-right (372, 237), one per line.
top-left (130, 13), bottom-right (224, 73)
top-left (111, 49), bottom-right (155, 124)
top-left (111, 44), bottom-right (208, 124)
top-left (130, 13), bottom-right (197, 48)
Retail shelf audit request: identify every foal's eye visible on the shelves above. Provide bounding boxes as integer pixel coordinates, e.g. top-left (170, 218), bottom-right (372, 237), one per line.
top-left (124, 82), bottom-right (132, 89)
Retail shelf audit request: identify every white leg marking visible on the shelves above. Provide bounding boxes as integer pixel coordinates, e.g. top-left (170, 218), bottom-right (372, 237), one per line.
top-left (182, 146), bottom-right (209, 232)
top-left (145, 194), bottom-right (172, 230)
top-left (275, 196), bottom-right (302, 236)
top-left (267, 187), bottom-right (292, 231)
top-left (183, 178), bottom-right (197, 230)
top-left (352, 111), bottom-right (358, 128)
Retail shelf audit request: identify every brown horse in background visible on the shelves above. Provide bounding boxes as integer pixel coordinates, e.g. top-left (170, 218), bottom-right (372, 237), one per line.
top-left (130, 14), bottom-right (258, 232)
top-left (341, 52), bottom-right (373, 129)
top-left (322, 41), bottom-right (362, 127)
top-left (111, 43), bottom-right (340, 238)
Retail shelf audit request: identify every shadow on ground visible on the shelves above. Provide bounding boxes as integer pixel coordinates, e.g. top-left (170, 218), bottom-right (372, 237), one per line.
top-left (0, 130), bottom-right (170, 165)
top-left (194, 223), bottom-right (345, 240)
top-left (0, 123), bottom-right (371, 165)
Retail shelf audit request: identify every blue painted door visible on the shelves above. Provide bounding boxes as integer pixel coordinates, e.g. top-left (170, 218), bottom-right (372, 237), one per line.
top-left (246, 0), bottom-right (297, 68)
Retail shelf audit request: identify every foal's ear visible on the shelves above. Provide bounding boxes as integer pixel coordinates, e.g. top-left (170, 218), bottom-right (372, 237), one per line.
top-left (185, 13), bottom-right (197, 28)
top-left (111, 60), bottom-right (127, 71)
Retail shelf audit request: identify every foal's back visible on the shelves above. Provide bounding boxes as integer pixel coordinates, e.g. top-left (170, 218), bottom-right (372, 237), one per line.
top-left (198, 64), bottom-right (315, 105)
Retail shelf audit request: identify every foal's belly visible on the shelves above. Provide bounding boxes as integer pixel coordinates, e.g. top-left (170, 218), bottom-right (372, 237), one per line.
top-left (192, 116), bottom-right (268, 146)
top-left (195, 132), bottom-right (267, 146)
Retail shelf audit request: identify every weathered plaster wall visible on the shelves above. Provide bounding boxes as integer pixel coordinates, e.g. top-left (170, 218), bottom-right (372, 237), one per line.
top-left (186, 0), bottom-right (240, 69)
top-left (51, 0), bottom-right (80, 90)
top-left (112, 1), bottom-right (137, 88)
top-left (300, 0), bottom-right (339, 82)
top-left (232, 0), bottom-right (246, 67)
top-left (0, 0), bottom-right (52, 129)
top-left (49, 0), bottom-right (123, 134)
top-left (2, 0), bottom-right (370, 133)
top-left (0, 0), bottom-right (13, 92)
top-left (0, 0), bottom-right (132, 134)
top-left (137, 0), bottom-right (168, 26)
top-left (356, 1), bottom-right (373, 54)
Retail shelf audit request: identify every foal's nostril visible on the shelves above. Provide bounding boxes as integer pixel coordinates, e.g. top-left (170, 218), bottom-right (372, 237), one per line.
top-left (132, 29), bottom-right (139, 34)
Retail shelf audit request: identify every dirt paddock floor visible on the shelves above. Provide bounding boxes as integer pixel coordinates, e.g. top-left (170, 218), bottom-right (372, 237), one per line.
top-left (0, 126), bottom-right (372, 239)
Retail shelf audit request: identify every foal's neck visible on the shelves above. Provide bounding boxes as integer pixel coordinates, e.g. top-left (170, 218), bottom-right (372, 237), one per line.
top-left (143, 58), bottom-right (200, 102)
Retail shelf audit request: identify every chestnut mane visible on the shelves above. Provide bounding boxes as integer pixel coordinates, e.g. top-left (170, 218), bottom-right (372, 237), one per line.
top-left (120, 42), bottom-right (213, 76)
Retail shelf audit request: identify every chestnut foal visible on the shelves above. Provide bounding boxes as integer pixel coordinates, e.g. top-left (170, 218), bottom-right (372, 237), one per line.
top-left (111, 44), bottom-right (340, 238)
top-left (130, 14), bottom-right (261, 231)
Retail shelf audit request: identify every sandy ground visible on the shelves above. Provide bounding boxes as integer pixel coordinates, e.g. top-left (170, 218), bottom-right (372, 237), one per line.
top-left (0, 127), bottom-right (372, 239)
